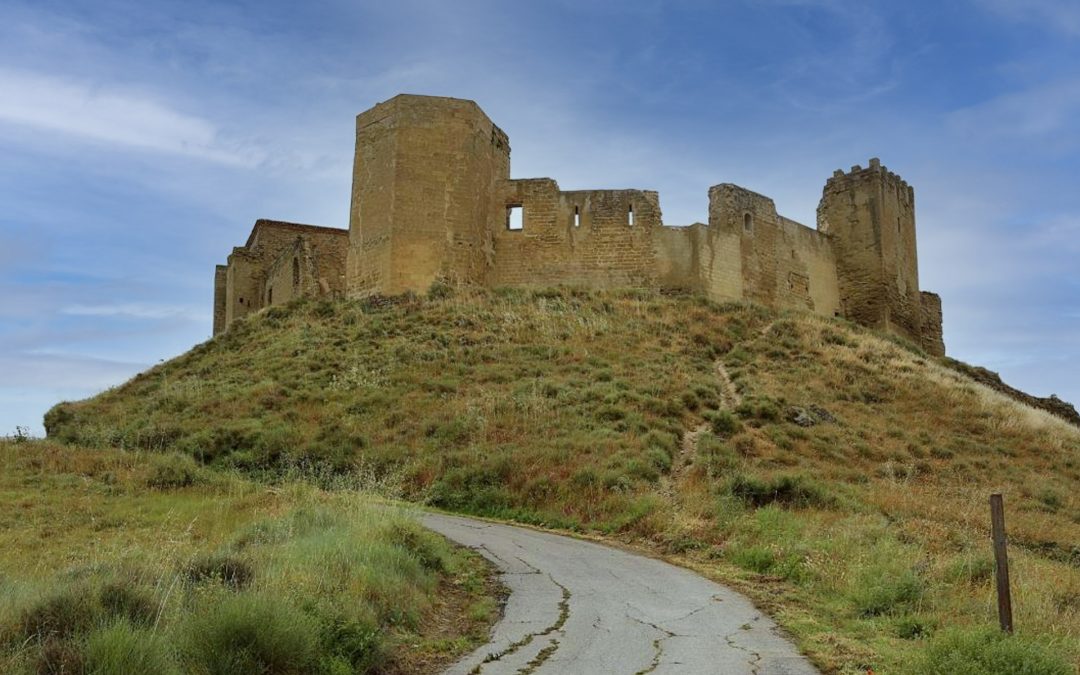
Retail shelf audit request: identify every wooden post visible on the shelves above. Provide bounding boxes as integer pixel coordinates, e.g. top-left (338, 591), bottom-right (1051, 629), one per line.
top-left (989, 493), bottom-right (1013, 634)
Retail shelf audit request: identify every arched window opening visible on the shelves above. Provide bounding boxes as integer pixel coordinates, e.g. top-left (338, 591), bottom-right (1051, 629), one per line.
top-left (744, 213), bottom-right (753, 232)
top-left (573, 206), bottom-right (581, 228)
top-left (628, 204), bottom-right (635, 226)
top-left (292, 257), bottom-right (300, 288)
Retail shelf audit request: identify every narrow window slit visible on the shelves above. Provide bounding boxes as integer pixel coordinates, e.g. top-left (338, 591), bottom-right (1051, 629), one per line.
top-left (628, 204), bottom-right (635, 226)
top-left (574, 206), bottom-right (581, 228)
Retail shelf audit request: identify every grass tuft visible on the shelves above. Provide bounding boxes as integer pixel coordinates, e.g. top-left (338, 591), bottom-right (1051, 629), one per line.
top-left (911, 627), bottom-right (1072, 675)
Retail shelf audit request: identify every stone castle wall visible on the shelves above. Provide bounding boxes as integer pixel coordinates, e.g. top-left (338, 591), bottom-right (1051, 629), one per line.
top-left (213, 94), bottom-right (945, 356)
top-left (488, 180), bottom-right (662, 289)
top-left (215, 220), bottom-right (348, 328)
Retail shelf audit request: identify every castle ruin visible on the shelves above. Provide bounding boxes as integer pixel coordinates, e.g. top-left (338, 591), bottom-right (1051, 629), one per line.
top-left (213, 94), bottom-right (944, 355)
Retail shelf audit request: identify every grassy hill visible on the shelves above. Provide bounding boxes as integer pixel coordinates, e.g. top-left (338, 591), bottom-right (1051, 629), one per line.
top-left (0, 440), bottom-right (497, 674)
top-left (47, 287), bottom-right (1080, 674)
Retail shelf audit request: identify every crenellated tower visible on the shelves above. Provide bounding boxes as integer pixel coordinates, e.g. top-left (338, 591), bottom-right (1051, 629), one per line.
top-left (817, 158), bottom-right (943, 355)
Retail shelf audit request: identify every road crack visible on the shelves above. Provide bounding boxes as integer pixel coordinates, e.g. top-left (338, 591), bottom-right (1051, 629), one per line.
top-left (470, 575), bottom-right (571, 674)
top-left (627, 611), bottom-right (678, 675)
top-left (722, 620), bottom-right (763, 675)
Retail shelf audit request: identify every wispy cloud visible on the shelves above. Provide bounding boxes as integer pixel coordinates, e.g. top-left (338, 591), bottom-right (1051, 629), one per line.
top-left (61, 302), bottom-right (209, 322)
top-left (976, 0), bottom-right (1080, 37)
top-left (0, 68), bottom-right (264, 165)
top-left (949, 78), bottom-right (1080, 143)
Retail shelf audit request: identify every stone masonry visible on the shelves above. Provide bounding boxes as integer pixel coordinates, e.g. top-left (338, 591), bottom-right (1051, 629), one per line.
top-left (213, 94), bottom-right (945, 355)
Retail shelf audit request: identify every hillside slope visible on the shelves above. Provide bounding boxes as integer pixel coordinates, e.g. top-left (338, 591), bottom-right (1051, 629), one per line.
top-left (48, 288), bottom-right (1080, 673)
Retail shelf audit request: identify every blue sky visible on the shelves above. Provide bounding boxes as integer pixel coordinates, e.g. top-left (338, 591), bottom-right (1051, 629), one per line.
top-left (2, 0), bottom-right (1079, 435)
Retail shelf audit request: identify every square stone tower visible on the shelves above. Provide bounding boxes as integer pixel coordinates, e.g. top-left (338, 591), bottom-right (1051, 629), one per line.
top-left (346, 94), bottom-right (511, 296)
top-left (817, 158), bottom-right (942, 355)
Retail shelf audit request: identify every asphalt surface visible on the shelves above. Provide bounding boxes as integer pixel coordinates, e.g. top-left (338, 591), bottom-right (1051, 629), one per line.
top-left (422, 512), bottom-right (819, 675)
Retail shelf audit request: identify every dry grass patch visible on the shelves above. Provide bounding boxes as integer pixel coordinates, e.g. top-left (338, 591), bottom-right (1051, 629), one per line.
top-left (0, 441), bottom-right (498, 674)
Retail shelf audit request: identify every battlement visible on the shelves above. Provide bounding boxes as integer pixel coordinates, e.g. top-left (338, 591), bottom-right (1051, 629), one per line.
top-left (825, 157), bottom-right (914, 205)
top-left (212, 95), bottom-right (945, 355)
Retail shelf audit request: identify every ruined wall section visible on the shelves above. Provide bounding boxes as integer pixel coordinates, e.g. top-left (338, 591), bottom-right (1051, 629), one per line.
top-left (217, 220), bottom-right (347, 334)
top-left (488, 179), bottom-right (661, 288)
top-left (704, 185), bottom-right (839, 315)
top-left (818, 158), bottom-right (924, 343)
top-left (224, 248), bottom-right (261, 328)
top-left (347, 94), bottom-right (510, 297)
top-left (213, 265), bottom-right (227, 335)
top-left (654, 224), bottom-right (702, 291)
top-left (919, 291), bottom-right (945, 356)
top-left (264, 229), bottom-right (349, 307)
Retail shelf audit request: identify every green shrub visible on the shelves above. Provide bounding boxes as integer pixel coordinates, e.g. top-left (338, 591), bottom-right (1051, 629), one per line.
top-left (729, 474), bottom-right (830, 509)
top-left (182, 593), bottom-right (320, 675)
top-left (427, 280), bottom-right (454, 299)
top-left (84, 620), bottom-right (177, 675)
top-left (708, 410), bottom-right (742, 438)
top-left (37, 638), bottom-right (86, 675)
top-left (698, 434), bottom-right (738, 478)
top-left (186, 553), bottom-right (254, 589)
top-left (316, 611), bottom-right (384, 673)
top-left (729, 546), bottom-right (775, 574)
top-left (386, 521), bottom-right (451, 573)
top-left (850, 566), bottom-right (923, 617)
top-left (1037, 489), bottom-right (1063, 513)
top-left (895, 615), bottom-right (932, 640)
top-left (735, 396), bottom-right (781, 423)
top-left (944, 553), bottom-right (995, 585)
top-left (146, 453), bottom-right (204, 489)
top-left (99, 581), bottom-right (157, 626)
top-left (19, 586), bottom-right (100, 641)
top-left (911, 627), bottom-right (1071, 675)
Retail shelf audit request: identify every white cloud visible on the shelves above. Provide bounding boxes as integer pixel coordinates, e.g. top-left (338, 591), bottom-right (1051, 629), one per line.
top-left (949, 79), bottom-right (1080, 142)
top-left (61, 302), bottom-right (209, 322)
top-left (0, 68), bottom-right (264, 166)
top-left (977, 0), bottom-right (1080, 37)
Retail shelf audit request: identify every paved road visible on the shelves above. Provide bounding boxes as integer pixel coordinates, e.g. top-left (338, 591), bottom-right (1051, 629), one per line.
top-left (422, 512), bottom-right (818, 675)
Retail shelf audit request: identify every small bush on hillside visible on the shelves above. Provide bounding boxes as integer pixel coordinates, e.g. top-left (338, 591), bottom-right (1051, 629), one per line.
top-left (427, 280), bottom-right (454, 299)
top-left (1038, 489), bottom-right (1064, 513)
top-left (729, 474), bottom-right (831, 509)
top-left (316, 611), bottom-right (384, 673)
top-left (911, 627), bottom-right (1071, 675)
top-left (895, 615), bottom-right (932, 640)
top-left (37, 638), bottom-right (86, 674)
top-left (146, 453), bottom-right (204, 489)
top-left (186, 553), bottom-right (254, 589)
top-left (99, 581), bottom-right (157, 626)
top-left (944, 553), bottom-right (995, 585)
top-left (386, 521), bottom-right (451, 573)
top-left (707, 410), bottom-right (742, 438)
top-left (183, 593), bottom-right (321, 675)
top-left (727, 544), bottom-right (809, 583)
top-left (84, 620), bottom-right (177, 675)
top-left (850, 564), bottom-right (923, 617)
top-left (735, 396), bottom-right (782, 423)
top-left (427, 465), bottom-right (513, 513)
top-left (729, 545), bottom-right (775, 574)
top-left (7, 425), bottom-right (31, 443)
top-left (698, 433), bottom-right (739, 478)
top-left (19, 586), bottom-right (100, 641)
